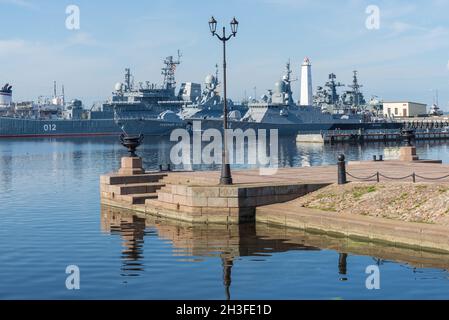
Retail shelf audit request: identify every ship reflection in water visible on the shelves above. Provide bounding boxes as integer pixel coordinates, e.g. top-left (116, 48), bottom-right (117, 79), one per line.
top-left (100, 205), bottom-right (449, 300)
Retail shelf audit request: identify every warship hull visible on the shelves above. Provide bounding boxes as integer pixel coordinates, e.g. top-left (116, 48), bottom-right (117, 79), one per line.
top-left (0, 116), bottom-right (403, 138)
top-left (187, 118), bottom-right (403, 135)
top-left (0, 117), bottom-right (185, 138)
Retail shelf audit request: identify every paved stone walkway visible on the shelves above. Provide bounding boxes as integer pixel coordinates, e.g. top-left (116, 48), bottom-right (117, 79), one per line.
top-left (165, 161), bottom-right (449, 185)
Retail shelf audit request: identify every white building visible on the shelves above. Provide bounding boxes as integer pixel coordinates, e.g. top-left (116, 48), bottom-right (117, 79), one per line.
top-left (383, 101), bottom-right (427, 118)
top-left (300, 57), bottom-right (313, 106)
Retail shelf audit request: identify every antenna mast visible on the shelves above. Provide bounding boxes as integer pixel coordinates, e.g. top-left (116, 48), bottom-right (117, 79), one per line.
top-left (326, 73), bottom-right (344, 105)
top-left (124, 68), bottom-right (132, 91)
top-left (347, 70), bottom-right (364, 108)
top-left (162, 50), bottom-right (182, 90)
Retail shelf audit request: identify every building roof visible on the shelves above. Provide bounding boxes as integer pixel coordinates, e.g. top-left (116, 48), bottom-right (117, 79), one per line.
top-left (383, 101), bottom-right (427, 106)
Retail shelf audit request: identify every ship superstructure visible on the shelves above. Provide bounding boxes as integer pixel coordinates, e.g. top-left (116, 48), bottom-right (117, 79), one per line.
top-left (314, 71), bottom-right (367, 114)
top-left (239, 61), bottom-right (366, 125)
top-left (101, 51), bottom-right (189, 121)
top-left (180, 64), bottom-right (247, 121)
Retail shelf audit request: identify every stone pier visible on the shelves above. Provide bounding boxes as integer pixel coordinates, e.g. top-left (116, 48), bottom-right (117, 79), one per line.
top-left (145, 182), bottom-right (327, 224)
top-left (101, 156), bottom-right (330, 224)
top-left (101, 156), bottom-right (167, 206)
top-left (101, 156), bottom-right (449, 252)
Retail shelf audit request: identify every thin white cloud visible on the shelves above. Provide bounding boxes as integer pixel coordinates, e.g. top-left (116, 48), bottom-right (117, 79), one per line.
top-left (0, 36), bottom-right (114, 104)
top-left (0, 0), bottom-right (36, 9)
top-left (262, 0), bottom-right (312, 7)
top-left (65, 32), bottom-right (98, 47)
top-left (391, 22), bottom-right (416, 34)
top-left (0, 39), bottom-right (27, 54)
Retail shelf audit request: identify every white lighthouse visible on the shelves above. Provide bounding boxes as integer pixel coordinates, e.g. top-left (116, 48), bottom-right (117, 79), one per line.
top-left (300, 57), bottom-right (313, 106)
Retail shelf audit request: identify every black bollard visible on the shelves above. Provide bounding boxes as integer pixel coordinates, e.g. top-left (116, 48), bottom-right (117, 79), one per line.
top-left (337, 154), bottom-right (347, 185)
top-left (159, 164), bottom-right (172, 172)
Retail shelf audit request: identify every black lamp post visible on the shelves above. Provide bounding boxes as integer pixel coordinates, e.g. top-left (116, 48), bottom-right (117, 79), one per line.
top-left (209, 16), bottom-right (239, 185)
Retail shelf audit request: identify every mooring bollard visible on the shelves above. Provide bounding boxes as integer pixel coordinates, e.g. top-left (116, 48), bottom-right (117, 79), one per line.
top-left (337, 154), bottom-right (347, 185)
top-left (159, 163), bottom-right (172, 172)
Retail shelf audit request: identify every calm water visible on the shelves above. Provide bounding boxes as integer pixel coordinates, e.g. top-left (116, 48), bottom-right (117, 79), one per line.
top-left (2, 137), bottom-right (449, 299)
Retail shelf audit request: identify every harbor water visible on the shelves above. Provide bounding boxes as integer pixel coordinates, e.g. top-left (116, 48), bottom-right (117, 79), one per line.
top-left (2, 137), bottom-right (449, 299)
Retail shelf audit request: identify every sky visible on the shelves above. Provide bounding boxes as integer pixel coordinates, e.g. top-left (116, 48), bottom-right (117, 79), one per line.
top-left (1, 0), bottom-right (449, 109)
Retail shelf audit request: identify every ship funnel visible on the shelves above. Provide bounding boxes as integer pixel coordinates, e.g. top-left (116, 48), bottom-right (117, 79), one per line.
top-left (0, 82), bottom-right (13, 106)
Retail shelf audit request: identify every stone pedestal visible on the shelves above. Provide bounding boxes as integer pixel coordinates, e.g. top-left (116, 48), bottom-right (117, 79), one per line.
top-left (118, 157), bottom-right (144, 175)
top-left (399, 146), bottom-right (419, 162)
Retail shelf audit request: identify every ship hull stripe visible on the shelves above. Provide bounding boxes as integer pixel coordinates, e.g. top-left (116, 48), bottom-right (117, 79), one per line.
top-left (0, 132), bottom-right (121, 138)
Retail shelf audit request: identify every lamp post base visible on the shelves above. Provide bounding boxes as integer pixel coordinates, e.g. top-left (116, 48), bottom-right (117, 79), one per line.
top-left (220, 177), bottom-right (233, 185)
top-left (220, 164), bottom-right (233, 185)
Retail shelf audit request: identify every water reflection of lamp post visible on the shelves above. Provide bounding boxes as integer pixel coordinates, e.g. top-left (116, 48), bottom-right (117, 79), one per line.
top-left (338, 253), bottom-right (348, 281)
top-left (221, 256), bottom-right (234, 300)
top-left (208, 16), bottom-right (239, 185)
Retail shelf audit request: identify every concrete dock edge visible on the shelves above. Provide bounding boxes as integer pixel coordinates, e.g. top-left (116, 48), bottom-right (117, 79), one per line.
top-left (256, 204), bottom-right (449, 253)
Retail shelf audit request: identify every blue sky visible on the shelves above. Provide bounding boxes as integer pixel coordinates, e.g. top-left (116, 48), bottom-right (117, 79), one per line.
top-left (1, 0), bottom-right (449, 109)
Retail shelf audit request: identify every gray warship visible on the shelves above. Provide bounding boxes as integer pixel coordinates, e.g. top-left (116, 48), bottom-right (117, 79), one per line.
top-left (0, 53), bottom-right (196, 138)
top-left (192, 60), bottom-right (402, 135)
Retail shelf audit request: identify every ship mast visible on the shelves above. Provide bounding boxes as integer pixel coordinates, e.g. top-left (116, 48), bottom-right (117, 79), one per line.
top-left (53, 81), bottom-right (57, 98)
top-left (325, 73), bottom-right (344, 105)
top-left (124, 68), bottom-right (132, 91)
top-left (161, 50), bottom-right (182, 90)
top-left (347, 70), bottom-right (363, 108)
top-left (284, 60), bottom-right (294, 105)
top-left (435, 89), bottom-right (439, 106)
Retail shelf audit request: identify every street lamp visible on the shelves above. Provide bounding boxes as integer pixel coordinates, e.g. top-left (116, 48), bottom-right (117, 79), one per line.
top-left (208, 16), bottom-right (239, 185)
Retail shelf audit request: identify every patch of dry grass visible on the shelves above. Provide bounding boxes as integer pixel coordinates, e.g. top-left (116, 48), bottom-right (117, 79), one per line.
top-left (296, 182), bottom-right (449, 225)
